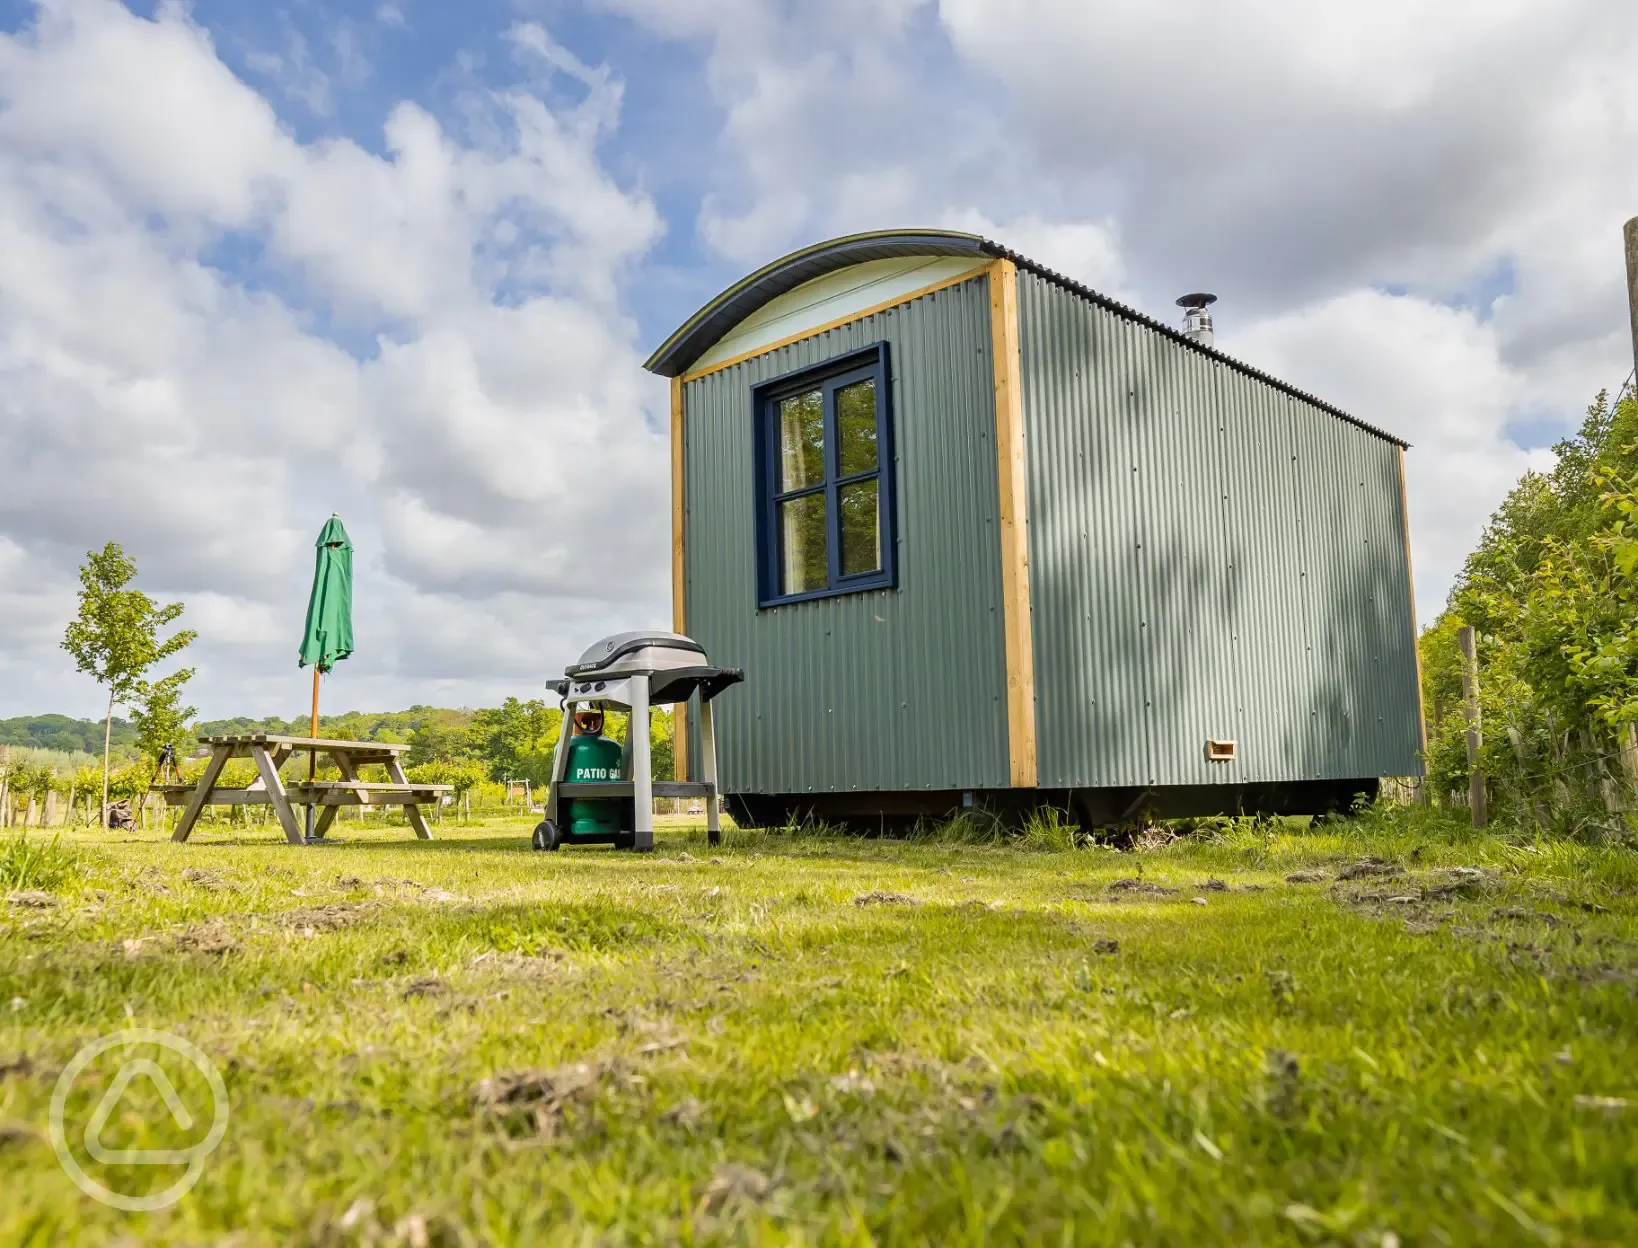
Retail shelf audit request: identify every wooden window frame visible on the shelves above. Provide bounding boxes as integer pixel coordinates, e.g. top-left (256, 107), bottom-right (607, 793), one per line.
top-left (751, 343), bottom-right (898, 608)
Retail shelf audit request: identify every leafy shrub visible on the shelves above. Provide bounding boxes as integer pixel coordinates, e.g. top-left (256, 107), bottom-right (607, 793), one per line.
top-left (406, 759), bottom-right (488, 796)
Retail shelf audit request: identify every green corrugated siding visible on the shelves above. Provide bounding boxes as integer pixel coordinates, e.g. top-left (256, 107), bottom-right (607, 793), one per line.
top-left (683, 275), bottom-right (1009, 795)
top-left (1016, 271), bottom-right (1422, 788)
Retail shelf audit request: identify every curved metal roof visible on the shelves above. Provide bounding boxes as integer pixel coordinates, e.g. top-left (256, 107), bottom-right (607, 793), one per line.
top-left (643, 229), bottom-right (990, 379)
top-left (645, 228), bottom-right (1405, 447)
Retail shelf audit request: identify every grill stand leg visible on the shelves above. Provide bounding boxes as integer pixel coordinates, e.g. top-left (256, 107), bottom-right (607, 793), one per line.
top-left (700, 697), bottom-right (721, 847)
top-left (545, 711), bottom-right (572, 825)
top-left (631, 675), bottom-right (653, 851)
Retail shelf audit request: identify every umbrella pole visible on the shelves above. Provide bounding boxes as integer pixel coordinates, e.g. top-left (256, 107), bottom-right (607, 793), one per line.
top-left (306, 666), bottom-right (320, 842)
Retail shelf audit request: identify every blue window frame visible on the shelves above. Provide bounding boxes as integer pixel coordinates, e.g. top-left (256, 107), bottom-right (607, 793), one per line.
top-left (752, 343), bottom-right (897, 607)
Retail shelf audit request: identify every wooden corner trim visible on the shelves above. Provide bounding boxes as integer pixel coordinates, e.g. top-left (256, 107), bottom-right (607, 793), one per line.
top-left (680, 262), bottom-right (993, 382)
top-left (671, 375), bottom-right (686, 634)
top-left (988, 257), bottom-right (1037, 789)
top-left (1397, 446), bottom-right (1428, 763)
top-left (671, 375), bottom-right (689, 781)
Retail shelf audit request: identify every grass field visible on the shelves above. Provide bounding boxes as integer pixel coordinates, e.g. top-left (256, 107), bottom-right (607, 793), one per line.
top-left (2, 810), bottom-right (1637, 1246)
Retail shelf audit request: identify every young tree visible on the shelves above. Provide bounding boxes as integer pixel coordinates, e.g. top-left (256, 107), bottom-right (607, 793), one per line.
top-left (131, 668), bottom-right (197, 776)
top-left (61, 542), bottom-right (196, 826)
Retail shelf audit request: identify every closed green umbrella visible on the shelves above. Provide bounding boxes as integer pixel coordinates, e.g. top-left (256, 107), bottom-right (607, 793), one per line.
top-left (298, 515), bottom-right (353, 840)
top-left (299, 515), bottom-right (354, 674)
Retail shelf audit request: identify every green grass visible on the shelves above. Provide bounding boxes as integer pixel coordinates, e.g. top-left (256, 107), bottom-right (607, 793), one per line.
top-left (2, 809), bottom-right (1636, 1245)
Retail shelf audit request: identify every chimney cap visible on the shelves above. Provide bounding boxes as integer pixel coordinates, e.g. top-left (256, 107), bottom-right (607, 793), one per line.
top-left (1176, 292), bottom-right (1217, 310)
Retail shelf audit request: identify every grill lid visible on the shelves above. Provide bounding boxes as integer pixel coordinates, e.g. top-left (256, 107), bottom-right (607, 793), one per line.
top-left (565, 630), bottom-right (706, 678)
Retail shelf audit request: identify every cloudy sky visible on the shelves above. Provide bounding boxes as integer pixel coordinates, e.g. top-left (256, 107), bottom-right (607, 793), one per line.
top-left (2, 0), bottom-right (1635, 721)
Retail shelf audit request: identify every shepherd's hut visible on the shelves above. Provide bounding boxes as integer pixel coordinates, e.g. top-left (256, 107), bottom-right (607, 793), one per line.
top-left (646, 230), bottom-right (1423, 826)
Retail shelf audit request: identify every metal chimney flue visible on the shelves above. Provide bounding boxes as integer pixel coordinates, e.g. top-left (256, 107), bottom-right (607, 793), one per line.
top-left (1176, 293), bottom-right (1217, 348)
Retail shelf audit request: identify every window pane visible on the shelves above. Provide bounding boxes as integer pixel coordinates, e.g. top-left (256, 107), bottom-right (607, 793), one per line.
top-left (778, 390), bottom-right (824, 490)
top-left (836, 379), bottom-right (877, 475)
top-left (779, 494), bottom-right (828, 594)
top-left (838, 478), bottom-right (880, 577)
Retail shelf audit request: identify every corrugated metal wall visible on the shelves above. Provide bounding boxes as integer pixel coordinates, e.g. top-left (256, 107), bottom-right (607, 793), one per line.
top-left (683, 275), bottom-right (1010, 795)
top-left (1016, 271), bottom-right (1422, 788)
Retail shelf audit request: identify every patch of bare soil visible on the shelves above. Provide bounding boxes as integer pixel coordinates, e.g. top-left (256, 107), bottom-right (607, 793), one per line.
top-left (400, 975), bottom-right (448, 999)
top-left (466, 950), bottom-right (569, 982)
top-left (1285, 869), bottom-right (1330, 884)
top-left (1106, 878), bottom-right (1179, 897)
top-left (1561, 962), bottom-right (1638, 986)
top-left (172, 922), bottom-right (240, 956)
top-left (361, 879), bottom-right (465, 904)
top-left (414, 887), bottom-right (465, 905)
top-left (697, 1162), bottom-right (778, 1217)
top-left (0, 1054), bottom-right (33, 1079)
top-left (1417, 866), bottom-right (1498, 897)
top-left (278, 903), bottom-right (377, 932)
top-left (1489, 907), bottom-right (1562, 927)
top-left (854, 891), bottom-right (920, 906)
top-left (180, 867), bottom-right (235, 891)
top-left (4, 890), bottom-right (57, 909)
top-left (1336, 857), bottom-right (1404, 881)
top-left (663, 1096), bottom-right (707, 1131)
top-left (471, 1061), bottom-right (613, 1140)
top-left (1336, 866), bottom-right (1507, 934)
top-left (1263, 1049), bottom-right (1302, 1116)
top-left (126, 868), bottom-right (175, 896)
top-left (318, 1197), bottom-right (466, 1247)
top-left (122, 920), bottom-right (242, 959)
top-left (600, 1012), bottom-right (688, 1056)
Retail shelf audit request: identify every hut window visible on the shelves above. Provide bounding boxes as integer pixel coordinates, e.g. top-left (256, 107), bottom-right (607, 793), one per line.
top-left (753, 343), bottom-right (897, 606)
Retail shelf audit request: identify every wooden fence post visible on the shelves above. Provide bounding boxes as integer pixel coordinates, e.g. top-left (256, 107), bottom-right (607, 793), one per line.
top-left (1623, 217), bottom-right (1638, 383)
top-left (1458, 626), bottom-right (1486, 828)
top-left (1620, 724), bottom-right (1638, 811)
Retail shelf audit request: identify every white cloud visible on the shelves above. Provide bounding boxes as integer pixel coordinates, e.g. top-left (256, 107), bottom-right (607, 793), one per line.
top-left (598, 0), bottom-right (1006, 267)
top-left (1234, 291), bottom-right (1553, 624)
top-left (607, 0), bottom-right (1638, 629)
top-left (10, 0), bottom-right (1638, 724)
top-left (934, 0), bottom-right (1638, 359)
top-left (940, 209), bottom-right (1126, 296)
top-left (0, 0), bottom-right (667, 718)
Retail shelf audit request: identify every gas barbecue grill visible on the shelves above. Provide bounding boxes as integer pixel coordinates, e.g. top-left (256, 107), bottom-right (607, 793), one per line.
top-left (536, 630), bottom-right (742, 851)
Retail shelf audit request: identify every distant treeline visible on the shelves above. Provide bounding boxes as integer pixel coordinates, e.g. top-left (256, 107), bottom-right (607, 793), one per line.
top-left (3, 701), bottom-right (671, 788)
top-left (0, 714), bottom-right (139, 757)
top-left (195, 705), bottom-right (475, 746)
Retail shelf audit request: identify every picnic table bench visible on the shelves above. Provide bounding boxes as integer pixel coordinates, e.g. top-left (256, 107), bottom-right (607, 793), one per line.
top-left (156, 734), bottom-right (451, 845)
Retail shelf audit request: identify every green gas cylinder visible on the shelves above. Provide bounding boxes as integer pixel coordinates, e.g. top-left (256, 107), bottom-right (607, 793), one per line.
top-left (563, 733), bottom-right (624, 838)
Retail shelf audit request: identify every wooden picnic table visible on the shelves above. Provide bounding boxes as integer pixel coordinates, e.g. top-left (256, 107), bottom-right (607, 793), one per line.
top-left (156, 734), bottom-right (451, 846)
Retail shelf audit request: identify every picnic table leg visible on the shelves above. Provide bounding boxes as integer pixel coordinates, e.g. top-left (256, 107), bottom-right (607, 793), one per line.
top-left (700, 697), bottom-right (721, 848)
top-left (172, 746), bottom-right (232, 843)
top-left (331, 752), bottom-right (366, 825)
top-left (386, 758), bottom-right (433, 840)
top-left (251, 744), bottom-right (305, 846)
top-left (313, 806), bottom-right (339, 839)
